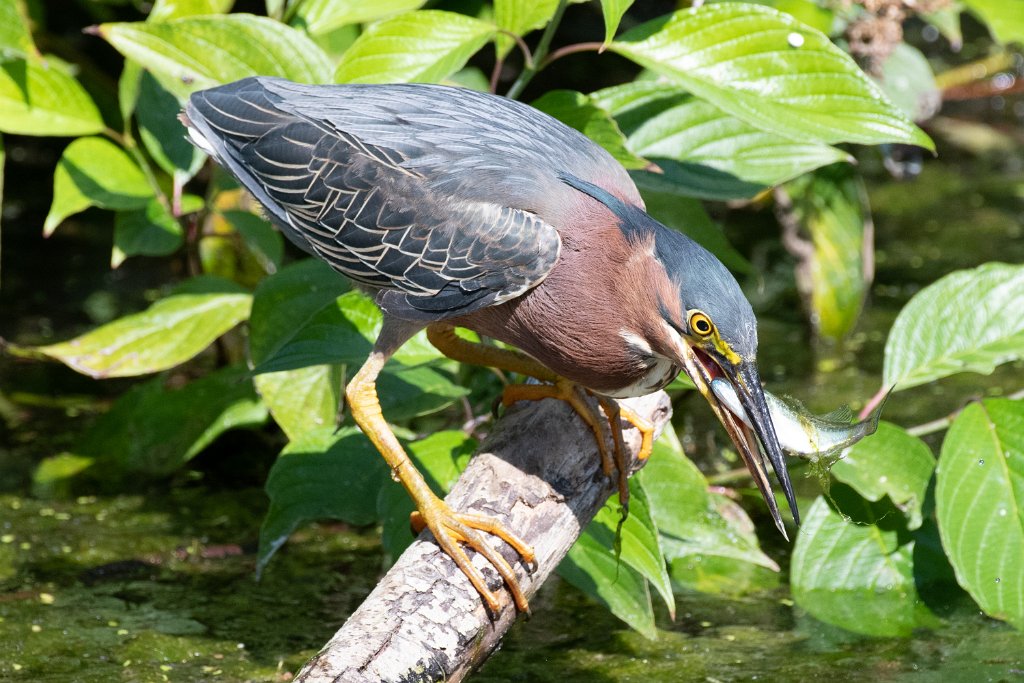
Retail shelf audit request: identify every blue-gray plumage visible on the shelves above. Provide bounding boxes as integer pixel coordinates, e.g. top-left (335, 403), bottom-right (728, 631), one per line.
top-left (181, 76), bottom-right (798, 614)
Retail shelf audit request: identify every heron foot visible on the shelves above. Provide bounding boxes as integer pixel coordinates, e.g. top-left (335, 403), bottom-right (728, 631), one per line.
top-left (410, 499), bottom-right (534, 614)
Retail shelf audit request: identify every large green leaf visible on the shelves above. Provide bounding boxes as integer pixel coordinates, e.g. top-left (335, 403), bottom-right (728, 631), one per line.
top-left (148, 0), bottom-right (234, 21)
top-left (292, 0), bottom-right (425, 35)
top-left (531, 89), bottom-right (648, 170)
top-left (883, 263), bottom-right (1024, 390)
top-left (253, 365), bottom-right (341, 441)
top-left (631, 160), bottom-right (765, 201)
top-left (639, 187), bottom-right (750, 274)
top-left (611, 4), bottom-right (933, 149)
top-left (335, 10), bottom-right (495, 84)
top-left (258, 427), bottom-right (389, 575)
top-left (791, 491), bottom-right (931, 637)
top-left (831, 422), bottom-right (934, 530)
top-left (37, 277), bottom-right (251, 378)
top-left (559, 531), bottom-right (656, 639)
top-left (111, 198), bottom-right (183, 267)
top-left (135, 71), bottom-right (204, 181)
top-left (784, 164), bottom-right (869, 339)
top-left (600, 0), bottom-right (635, 46)
top-left (44, 137), bottom-right (153, 236)
top-left (0, 0), bottom-right (35, 59)
top-left (98, 14), bottom-right (333, 98)
top-left (0, 58), bottom-right (103, 137)
top-left (961, 0), bottom-right (1024, 44)
top-left (594, 81), bottom-right (850, 187)
top-left (494, 0), bottom-right (559, 58)
top-left (937, 399), bottom-right (1024, 630)
top-left (34, 365), bottom-right (267, 483)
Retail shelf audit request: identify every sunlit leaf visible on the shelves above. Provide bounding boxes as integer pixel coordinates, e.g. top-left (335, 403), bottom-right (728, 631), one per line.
top-left (600, 0), bottom-right (634, 46)
top-left (335, 10), bottom-right (495, 84)
top-left (877, 43), bottom-right (940, 122)
top-left (494, 0), bottom-right (559, 58)
top-left (531, 89), bottom-right (648, 170)
top-left (831, 421), bottom-right (934, 530)
top-left (136, 71), bottom-right (204, 181)
top-left (937, 399), bottom-right (1024, 630)
top-left (961, 0), bottom-right (1024, 45)
top-left (148, 0), bottom-right (234, 21)
top-left (98, 14), bottom-right (333, 99)
top-left (254, 365), bottom-right (341, 441)
top-left (611, 4), bottom-right (933, 149)
top-left (44, 136), bottom-right (152, 236)
top-left (883, 263), bottom-right (1024, 390)
top-left (791, 491), bottom-right (933, 637)
top-left (258, 427), bottom-right (388, 575)
top-left (771, 0), bottom-right (834, 34)
top-left (293, 0), bottom-right (426, 36)
top-left (0, 58), bottom-right (104, 137)
top-left (37, 277), bottom-right (251, 378)
top-left (111, 198), bottom-right (183, 267)
top-left (0, 0), bottom-right (36, 59)
top-left (784, 164), bottom-right (869, 340)
top-left (559, 531), bottom-right (656, 639)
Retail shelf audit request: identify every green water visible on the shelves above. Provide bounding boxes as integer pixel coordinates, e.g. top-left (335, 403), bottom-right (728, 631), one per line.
top-left (2, 140), bottom-right (1024, 680)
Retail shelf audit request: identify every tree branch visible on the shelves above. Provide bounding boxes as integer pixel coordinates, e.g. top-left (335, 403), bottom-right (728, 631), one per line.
top-left (295, 391), bottom-right (673, 682)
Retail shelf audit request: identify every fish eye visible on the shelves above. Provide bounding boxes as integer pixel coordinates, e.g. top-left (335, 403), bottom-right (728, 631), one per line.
top-left (689, 311), bottom-right (714, 337)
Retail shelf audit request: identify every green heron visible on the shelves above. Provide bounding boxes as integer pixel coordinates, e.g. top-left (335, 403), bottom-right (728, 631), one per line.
top-left (181, 77), bottom-right (798, 613)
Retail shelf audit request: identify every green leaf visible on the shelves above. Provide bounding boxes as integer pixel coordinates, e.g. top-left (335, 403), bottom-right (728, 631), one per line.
top-left (36, 365), bottom-right (267, 480)
top-left (0, 0), bottom-right (36, 59)
top-left (531, 89), bottom-right (648, 170)
top-left (791, 491), bottom-right (931, 637)
top-left (136, 71), bottom-right (204, 180)
top-left (258, 427), bottom-right (388, 575)
top-left (44, 137), bottom-right (152, 236)
top-left (883, 263), bottom-right (1024, 390)
top-left (937, 399), bottom-right (1024, 630)
top-left (494, 0), bottom-right (559, 58)
top-left (961, 0), bottom-right (1024, 44)
top-left (0, 58), bottom-right (104, 136)
top-left (37, 276), bottom-right (251, 378)
top-left (559, 531), bottom-right (656, 639)
top-left (877, 43), bottom-right (940, 122)
top-left (611, 4), bottom-right (933, 149)
top-left (831, 421), bottom-right (935, 530)
top-left (0, 134), bottom-right (4, 287)
top-left (600, 0), bottom-right (634, 46)
top-left (377, 363), bottom-right (469, 422)
top-left (148, 0), bottom-right (235, 21)
top-left (631, 160), bottom-right (765, 201)
top-left (922, 5), bottom-right (963, 49)
top-left (221, 209), bottom-right (284, 273)
top-left (253, 365), bottom-right (342, 441)
top-left (784, 164), bottom-right (869, 339)
top-left (292, 0), bottom-right (426, 36)
top-left (111, 198), bottom-right (183, 267)
top-left (98, 14), bottom-right (333, 99)
top-left (771, 0), bottom-right (834, 34)
top-left (594, 81), bottom-right (851, 187)
top-left (335, 10), bottom-right (495, 84)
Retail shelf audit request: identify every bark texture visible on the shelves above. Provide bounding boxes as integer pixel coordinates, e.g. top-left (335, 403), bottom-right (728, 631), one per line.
top-left (295, 391), bottom-right (672, 682)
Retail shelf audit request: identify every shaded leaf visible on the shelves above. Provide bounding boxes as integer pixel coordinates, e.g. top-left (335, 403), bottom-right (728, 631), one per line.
top-left (883, 263), bottom-right (1024, 390)
top-left (0, 58), bottom-right (103, 137)
top-left (831, 421), bottom-right (935, 530)
top-left (111, 198), bottom-right (183, 267)
top-left (791, 491), bottom-right (933, 637)
top-left (0, 0), bottom-right (36, 59)
top-left (136, 71), bottom-right (204, 180)
top-left (293, 0), bottom-right (426, 36)
top-left (221, 209), bottom-right (283, 273)
top-left (494, 0), bottom-right (559, 58)
top-left (37, 276), bottom-right (251, 378)
top-left (611, 4), bottom-right (933, 149)
top-left (253, 365), bottom-right (342, 441)
top-left (377, 363), bottom-right (468, 422)
top-left (877, 43), bottom-right (940, 122)
top-left (631, 160), bottom-right (765, 201)
top-left (44, 136), bottom-right (152, 236)
top-left (531, 89), bottom-right (648, 170)
top-left (335, 10), bottom-right (494, 84)
top-left (600, 0), bottom-right (634, 46)
top-left (961, 0), bottom-right (1024, 45)
top-left (559, 531), bottom-right (656, 639)
top-left (98, 14), bottom-right (333, 99)
top-left (258, 427), bottom-right (388, 574)
top-left (937, 399), bottom-right (1024, 630)
top-left (784, 164), bottom-right (870, 340)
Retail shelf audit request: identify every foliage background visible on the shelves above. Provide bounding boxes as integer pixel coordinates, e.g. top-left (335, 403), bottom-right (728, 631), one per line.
top-left (0, 0), bottom-right (1023, 679)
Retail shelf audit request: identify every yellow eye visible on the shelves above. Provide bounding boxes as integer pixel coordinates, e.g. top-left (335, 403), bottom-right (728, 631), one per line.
top-left (689, 311), bottom-right (714, 337)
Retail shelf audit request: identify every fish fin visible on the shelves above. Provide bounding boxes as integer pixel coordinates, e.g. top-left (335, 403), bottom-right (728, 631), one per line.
top-left (821, 405), bottom-right (854, 423)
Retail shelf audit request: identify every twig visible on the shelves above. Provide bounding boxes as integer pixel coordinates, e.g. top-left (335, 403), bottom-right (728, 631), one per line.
top-left (907, 388), bottom-right (1024, 437)
top-left (505, 0), bottom-right (569, 100)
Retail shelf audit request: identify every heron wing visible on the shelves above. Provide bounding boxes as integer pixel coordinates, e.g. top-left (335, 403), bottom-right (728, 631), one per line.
top-left (184, 79), bottom-right (564, 320)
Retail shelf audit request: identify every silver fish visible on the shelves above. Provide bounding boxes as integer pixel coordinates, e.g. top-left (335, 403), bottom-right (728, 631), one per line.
top-left (710, 378), bottom-right (884, 461)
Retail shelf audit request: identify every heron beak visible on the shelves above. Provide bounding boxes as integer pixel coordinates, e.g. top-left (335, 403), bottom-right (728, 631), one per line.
top-left (676, 344), bottom-right (799, 538)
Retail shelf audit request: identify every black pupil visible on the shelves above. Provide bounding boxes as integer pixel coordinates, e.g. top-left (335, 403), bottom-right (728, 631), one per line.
top-left (695, 318), bottom-right (710, 333)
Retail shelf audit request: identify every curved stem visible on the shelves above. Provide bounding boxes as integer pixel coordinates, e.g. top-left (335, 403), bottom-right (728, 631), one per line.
top-left (505, 0), bottom-right (568, 100)
top-left (540, 41), bottom-right (603, 70)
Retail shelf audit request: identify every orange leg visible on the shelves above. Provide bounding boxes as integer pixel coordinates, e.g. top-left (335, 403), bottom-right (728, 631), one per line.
top-left (347, 347), bottom-right (534, 613)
